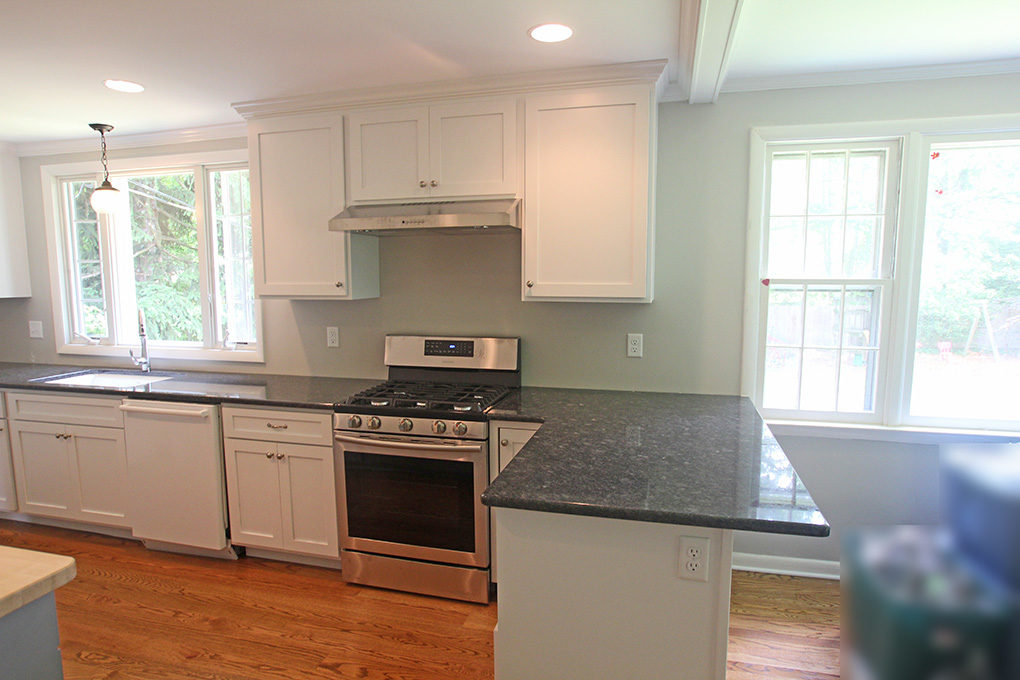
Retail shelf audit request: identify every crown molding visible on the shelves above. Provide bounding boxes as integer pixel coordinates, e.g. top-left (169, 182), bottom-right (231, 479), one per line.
top-left (233, 60), bottom-right (670, 119)
top-left (721, 57), bottom-right (1020, 95)
top-left (14, 122), bottom-right (247, 158)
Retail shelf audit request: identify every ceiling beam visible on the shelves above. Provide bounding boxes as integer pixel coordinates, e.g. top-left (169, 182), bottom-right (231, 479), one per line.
top-left (688, 0), bottom-right (746, 104)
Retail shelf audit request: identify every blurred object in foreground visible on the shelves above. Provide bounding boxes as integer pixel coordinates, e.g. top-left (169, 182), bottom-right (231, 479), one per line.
top-left (842, 526), bottom-right (1013, 679)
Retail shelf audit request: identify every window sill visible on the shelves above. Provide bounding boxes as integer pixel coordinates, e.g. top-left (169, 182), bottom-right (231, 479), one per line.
top-left (766, 420), bottom-right (1020, 445)
top-left (58, 343), bottom-right (264, 364)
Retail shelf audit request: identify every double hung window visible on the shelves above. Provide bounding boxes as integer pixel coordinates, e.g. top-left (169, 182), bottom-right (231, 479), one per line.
top-left (45, 150), bottom-right (260, 361)
top-left (747, 126), bottom-right (1020, 431)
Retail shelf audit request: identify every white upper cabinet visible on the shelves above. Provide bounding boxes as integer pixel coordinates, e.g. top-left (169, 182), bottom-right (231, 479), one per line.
top-left (347, 97), bottom-right (517, 202)
top-left (248, 113), bottom-right (379, 299)
top-left (0, 144), bottom-right (31, 298)
top-left (523, 84), bottom-right (656, 302)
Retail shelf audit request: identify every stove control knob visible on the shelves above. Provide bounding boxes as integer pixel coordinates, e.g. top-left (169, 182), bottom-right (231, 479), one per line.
top-left (432, 420), bottom-right (447, 434)
top-left (453, 422), bottom-right (468, 436)
top-left (367, 416), bottom-right (382, 430)
top-left (347, 415), bottom-right (362, 428)
top-left (399, 418), bottom-right (413, 432)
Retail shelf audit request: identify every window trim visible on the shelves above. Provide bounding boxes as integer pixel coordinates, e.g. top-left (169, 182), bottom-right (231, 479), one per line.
top-left (742, 114), bottom-right (1020, 434)
top-left (40, 148), bottom-right (263, 364)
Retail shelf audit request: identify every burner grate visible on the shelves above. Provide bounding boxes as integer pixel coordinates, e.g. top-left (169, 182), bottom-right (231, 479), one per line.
top-left (346, 381), bottom-right (510, 413)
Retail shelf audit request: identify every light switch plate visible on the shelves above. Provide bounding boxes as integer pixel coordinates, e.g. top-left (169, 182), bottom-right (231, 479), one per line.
top-left (28, 320), bottom-right (43, 339)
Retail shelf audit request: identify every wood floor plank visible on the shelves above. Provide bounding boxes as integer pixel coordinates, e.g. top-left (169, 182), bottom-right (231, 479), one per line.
top-left (1, 520), bottom-right (839, 679)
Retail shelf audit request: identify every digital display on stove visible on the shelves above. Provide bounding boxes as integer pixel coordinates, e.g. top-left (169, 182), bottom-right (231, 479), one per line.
top-left (424, 339), bottom-right (474, 357)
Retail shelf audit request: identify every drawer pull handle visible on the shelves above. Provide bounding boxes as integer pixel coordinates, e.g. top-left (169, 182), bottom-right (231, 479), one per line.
top-left (266, 422), bottom-right (289, 430)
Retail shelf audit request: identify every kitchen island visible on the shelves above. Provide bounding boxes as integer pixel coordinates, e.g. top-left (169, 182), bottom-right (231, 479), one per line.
top-left (483, 390), bottom-right (829, 680)
top-left (0, 545), bottom-right (76, 679)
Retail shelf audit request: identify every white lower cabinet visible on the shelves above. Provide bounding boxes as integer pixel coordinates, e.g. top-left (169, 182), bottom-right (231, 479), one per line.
top-left (0, 413), bottom-right (16, 512)
top-left (489, 420), bottom-right (541, 583)
top-left (9, 419), bottom-right (129, 527)
top-left (222, 406), bottom-right (338, 558)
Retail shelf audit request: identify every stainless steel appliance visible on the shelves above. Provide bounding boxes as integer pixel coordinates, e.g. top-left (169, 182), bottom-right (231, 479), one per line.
top-left (333, 335), bottom-right (519, 603)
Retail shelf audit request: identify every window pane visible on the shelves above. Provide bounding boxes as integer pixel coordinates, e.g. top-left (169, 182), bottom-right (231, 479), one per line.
top-left (800, 349), bottom-right (838, 411)
top-left (804, 287), bottom-right (841, 347)
top-left (763, 348), bottom-right (801, 409)
top-left (843, 216), bottom-right (879, 277)
top-left (910, 142), bottom-right (1020, 423)
top-left (210, 169), bottom-right (255, 345)
top-left (770, 154), bottom-right (807, 215)
top-left (843, 287), bottom-right (881, 348)
top-left (847, 152), bottom-right (882, 214)
top-left (766, 286), bottom-right (804, 346)
top-left (807, 152), bottom-right (846, 215)
top-left (128, 173), bottom-right (201, 343)
top-left (804, 217), bottom-right (843, 277)
top-left (766, 217), bottom-right (805, 276)
top-left (66, 180), bottom-right (108, 338)
top-left (838, 349), bottom-right (877, 412)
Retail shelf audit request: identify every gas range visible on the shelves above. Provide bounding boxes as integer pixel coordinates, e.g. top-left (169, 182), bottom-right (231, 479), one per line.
top-left (334, 335), bottom-right (519, 438)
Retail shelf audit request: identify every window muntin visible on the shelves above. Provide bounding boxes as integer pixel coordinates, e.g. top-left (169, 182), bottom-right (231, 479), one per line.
top-left (907, 140), bottom-right (1020, 424)
top-left (56, 160), bottom-right (257, 358)
top-left (759, 142), bottom-right (897, 419)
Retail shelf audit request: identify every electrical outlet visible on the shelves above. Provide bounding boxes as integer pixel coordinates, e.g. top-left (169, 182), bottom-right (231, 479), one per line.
top-left (678, 536), bottom-right (710, 582)
top-left (326, 326), bottom-right (339, 348)
top-left (627, 333), bottom-right (643, 358)
top-left (28, 320), bottom-right (43, 339)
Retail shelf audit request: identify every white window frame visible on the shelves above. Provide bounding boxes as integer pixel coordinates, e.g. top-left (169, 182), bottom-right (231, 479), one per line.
top-left (41, 149), bottom-right (264, 363)
top-left (742, 114), bottom-right (1020, 435)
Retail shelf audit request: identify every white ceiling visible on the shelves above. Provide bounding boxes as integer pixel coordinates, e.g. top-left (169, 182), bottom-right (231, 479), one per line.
top-left (3, 0), bottom-right (1019, 145)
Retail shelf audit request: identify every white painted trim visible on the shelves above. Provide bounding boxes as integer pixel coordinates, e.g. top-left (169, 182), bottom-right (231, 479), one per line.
top-left (243, 547), bottom-right (342, 570)
top-left (752, 113), bottom-right (1020, 142)
top-left (673, 0), bottom-right (702, 102)
top-left (233, 60), bottom-right (669, 119)
top-left (739, 129), bottom-right (766, 398)
top-left (768, 420), bottom-right (1020, 445)
top-left (688, 0), bottom-right (744, 104)
top-left (732, 552), bottom-right (840, 580)
top-left (15, 123), bottom-right (247, 158)
top-left (721, 57), bottom-right (1020, 94)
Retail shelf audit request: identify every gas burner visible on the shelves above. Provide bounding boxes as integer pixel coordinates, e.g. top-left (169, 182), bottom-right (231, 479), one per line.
top-left (345, 380), bottom-right (511, 415)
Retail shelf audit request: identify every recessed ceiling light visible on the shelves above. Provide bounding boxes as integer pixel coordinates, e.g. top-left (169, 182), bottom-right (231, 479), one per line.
top-left (104, 79), bottom-right (144, 93)
top-left (529, 23), bottom-right (573, 43)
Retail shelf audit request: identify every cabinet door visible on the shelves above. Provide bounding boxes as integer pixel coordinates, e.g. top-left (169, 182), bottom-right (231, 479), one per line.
top-left (496, 426), bottom-right (539, 474)
top-left (224, 439), bottom-right (283, 549)
top-left (249, 114), bottom-right (353, 297)
top-left (523, 85), bottom-right (654, 301)
top-left (348, 107), bottom-right (429, 202)
top-left (69, 425), bottom-right (129, 527)
top-left (429, 98), bottom-right (517, 197)
top-left (9, 421), bottom-right (75, 520)
top-left (277, 443), bottom-right (338, 558)
top-left (0, 420), bottom-right (18, 512)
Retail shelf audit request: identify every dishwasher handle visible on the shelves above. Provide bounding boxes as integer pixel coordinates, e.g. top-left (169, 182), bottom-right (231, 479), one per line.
top-left (120, 403), bottom-right (211, 419)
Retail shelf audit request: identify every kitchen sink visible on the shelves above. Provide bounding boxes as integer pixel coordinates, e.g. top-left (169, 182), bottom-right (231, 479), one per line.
top-left (33, 370), bottom-right (173, 389)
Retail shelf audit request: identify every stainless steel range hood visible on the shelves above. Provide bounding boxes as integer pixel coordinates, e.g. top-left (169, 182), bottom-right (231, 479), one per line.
top-left (329, 198), bottom-right (520, 236)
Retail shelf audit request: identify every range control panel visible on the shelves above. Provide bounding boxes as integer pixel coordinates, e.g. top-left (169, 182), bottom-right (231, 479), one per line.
top-left (424, 339), bottom-right (475, 357)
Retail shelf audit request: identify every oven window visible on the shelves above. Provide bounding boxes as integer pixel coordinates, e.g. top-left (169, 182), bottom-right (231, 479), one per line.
top-left (344, 451), bottom-right (477, 553)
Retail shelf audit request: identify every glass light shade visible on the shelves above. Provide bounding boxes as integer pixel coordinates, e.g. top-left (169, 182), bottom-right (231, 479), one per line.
top-left (529, 23), bottom-right (573, 42)
top-left (89, 181), bottom-right (120, 214)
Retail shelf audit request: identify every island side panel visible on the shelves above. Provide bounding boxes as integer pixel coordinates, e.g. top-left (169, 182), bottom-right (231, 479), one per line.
top-left (493, 507), bottom-right (733, 680)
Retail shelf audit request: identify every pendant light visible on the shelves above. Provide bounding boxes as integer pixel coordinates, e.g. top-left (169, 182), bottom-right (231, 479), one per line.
top-left (88, 123), bottom-right (119, 214)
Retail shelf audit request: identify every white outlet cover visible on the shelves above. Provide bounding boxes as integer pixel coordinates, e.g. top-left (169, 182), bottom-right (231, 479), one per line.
top-left (28, 320), bottom-right (43, 339)
top-left (326, 326), bottom-right (339, 348)
top-left (678, 536), bottom-right (710, 582)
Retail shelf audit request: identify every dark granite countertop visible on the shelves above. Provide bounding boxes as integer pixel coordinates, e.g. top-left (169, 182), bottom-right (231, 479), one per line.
top-left (0, 362), bottom-right (828, 537)
top-left (0, 362), bottom-right (379, 410)
top-left (483, 388), bottom-right (830, 537)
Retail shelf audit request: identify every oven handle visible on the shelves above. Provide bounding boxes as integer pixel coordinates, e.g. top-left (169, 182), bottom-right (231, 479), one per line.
top-left (333, 433), bottom-right (483, 454)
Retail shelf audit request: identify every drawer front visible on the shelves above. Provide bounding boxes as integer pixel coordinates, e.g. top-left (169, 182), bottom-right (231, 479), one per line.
top-left (222, 406), bottom-right (332, 446)
top-left (7, 391), bottom-right (124, 428)
top-left (0, 391), bottom-right (6, 419)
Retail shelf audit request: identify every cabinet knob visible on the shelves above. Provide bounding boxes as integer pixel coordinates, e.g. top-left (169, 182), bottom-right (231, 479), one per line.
top-left (276, 453), bottom-right (286, 460)
top-left (526, 280), bottom-right (534, 288)
top-left (266, 452), bottom-right (273, 459)
top-left (500, 439), bottom-right (509, 447)
top-left (335, 281), bottom-right (344, 288)
top-left (266, 422), bottom-right (288, 430)
top-left (419, 180), bottom-right (427, 188)
top-left (430, 179), bottom-right (438, 188)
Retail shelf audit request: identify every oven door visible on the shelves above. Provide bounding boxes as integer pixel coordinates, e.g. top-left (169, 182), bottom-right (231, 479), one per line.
top-left (334, 432), bottom-right (489, 568)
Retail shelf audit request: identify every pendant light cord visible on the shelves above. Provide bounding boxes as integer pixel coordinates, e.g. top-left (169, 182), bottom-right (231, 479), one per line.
top-left (99, 130), bottom-right (110, 183)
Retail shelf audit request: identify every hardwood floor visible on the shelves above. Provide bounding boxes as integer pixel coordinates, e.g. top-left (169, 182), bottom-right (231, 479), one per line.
top-left (0, 520), bottom-right (840, 679)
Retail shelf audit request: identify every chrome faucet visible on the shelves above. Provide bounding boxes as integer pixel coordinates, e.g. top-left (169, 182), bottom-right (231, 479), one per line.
top-left (129, 311), bottom-right (151, 372)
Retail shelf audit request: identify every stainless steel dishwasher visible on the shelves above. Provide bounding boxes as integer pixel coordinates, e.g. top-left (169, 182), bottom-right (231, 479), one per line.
top-left (120, 400), bottom-right (235, 557)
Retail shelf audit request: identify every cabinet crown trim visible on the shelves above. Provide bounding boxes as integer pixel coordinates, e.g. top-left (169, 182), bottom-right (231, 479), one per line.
top-left (233, 60), bottom-right (667, 119)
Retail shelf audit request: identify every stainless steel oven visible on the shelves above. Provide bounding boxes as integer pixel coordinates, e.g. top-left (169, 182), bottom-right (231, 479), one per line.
top-left (332, 334), bottom-right (519, 603)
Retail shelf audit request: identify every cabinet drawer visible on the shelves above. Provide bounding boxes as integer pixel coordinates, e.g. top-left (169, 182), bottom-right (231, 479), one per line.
top-left (7, 391), bottom-right (124, 428)
top-left (222, 406), bottom-right (332, 446)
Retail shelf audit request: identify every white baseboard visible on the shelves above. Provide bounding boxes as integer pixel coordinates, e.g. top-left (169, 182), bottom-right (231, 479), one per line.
top-left (732, 551), bottom-right (840, 580)
top-left (244, 547), bottom-right (342, 570)
top-left (0, 512), bottom-right (135, 540)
